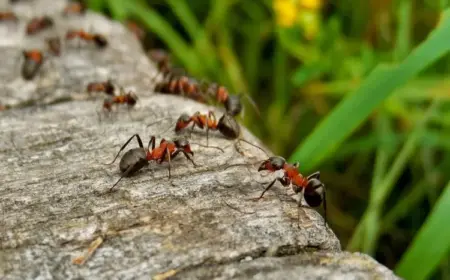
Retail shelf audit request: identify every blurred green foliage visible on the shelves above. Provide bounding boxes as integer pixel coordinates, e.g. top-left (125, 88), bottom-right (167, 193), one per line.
top-left (87, 0), bottom-right (450, 278)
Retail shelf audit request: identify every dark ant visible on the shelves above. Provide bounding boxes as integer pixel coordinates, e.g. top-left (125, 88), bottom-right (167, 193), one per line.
top-left (26, 16), bottom-right (54, 35)
top-left (87, 80), bottom-right (115, 96)
top-left (126, 20), bottom-right (145, 41)
top-left (148, 49), bottom-right (172, 75)
top-left (63, 1), bottom-right (86, 16)
top-left (256, 156), bottom-right (327, 227)
top-left (106, 134), bottom-right (198, 190)
top-left (21, 49), bottom-right (44, 80)
top-left (46, 37), bottom-right (61, 56)
top-left (65, 29), bottom-right (108, 48)
top-left (150, 111), bottom-right (266, 155)
top-left (102, 89), bottom-right (138, 112)
top-left (0, 12), bottom-right (18, 23)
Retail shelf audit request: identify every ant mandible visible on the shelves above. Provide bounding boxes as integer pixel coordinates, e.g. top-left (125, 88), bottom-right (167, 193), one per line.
top-left (87, 79), bottom-right (115, 96)
top-left (21, 49), bottom-right (44, 80)
top-left (65, 29), bottom-right (108, 48)
top-left (257, 156), bottom-right (327, 227)
top-left (26, 16), bottom-right (54, 35)
top-left (106, 134), bottom-right (197, 190)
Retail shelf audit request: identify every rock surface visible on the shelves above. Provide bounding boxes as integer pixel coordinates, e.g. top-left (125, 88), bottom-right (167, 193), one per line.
top-left (0, 0), bottom-right (401, 279)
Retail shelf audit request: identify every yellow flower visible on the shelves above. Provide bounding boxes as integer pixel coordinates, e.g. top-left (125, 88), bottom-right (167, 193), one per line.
top-left (298, 10), bottom-right (321, 39)
top-left (298, 0), bottom-right (323, 10)
top-left (273, 0), bottom-right (298, 27)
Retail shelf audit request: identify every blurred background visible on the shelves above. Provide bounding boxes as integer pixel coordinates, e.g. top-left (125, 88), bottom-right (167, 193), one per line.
top-left (86, 0), bottom-right (450, 279)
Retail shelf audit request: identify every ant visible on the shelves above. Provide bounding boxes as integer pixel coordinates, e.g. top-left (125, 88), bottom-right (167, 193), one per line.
top-left (102, 89), bottom-right (138, 112)
top-left (46, 37), bottom-right (61, 56)
top-left (150, 111), bottom-right (265, 155)
top-left (155, 75), bottom-right (206, 103)
top-left (65, 29), bottom-right (108, 49)
top-left (63, 1), bottom-right (86, 16)
top-left (148, 49), bottom-right (172, 75)
top-left (26, 16), bottom-right (54, 35)
top-left (21, 49), bottom-right (44, 80)
top-left (256, 156), bottom-right (327, 227)
top-left (106, 134), bottom-right (198, 190)
top-left (126, 20), bottom-right (145, 41)
top-left (204, 83), bottom-right (260, 117)
top-left (87, 80), bottom-right (115, 96)
top-left (0, 12), bottom-right (18, 23)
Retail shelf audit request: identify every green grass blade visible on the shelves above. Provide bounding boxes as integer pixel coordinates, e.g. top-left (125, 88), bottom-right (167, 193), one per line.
top-left (127, 2), bottom-right (201, 75)
top-left (289, 9), bottom-right (450, 172)
top-left (106, 0), bottom-right (128, 20)
top-left (394, 0), bottom-right (412, 61)
top-left (86, 0), bottom-right (106, 12)
top-left (395, 180), bottom-right (450, 280)
top-left (165, 0), bottom-right (201, 40)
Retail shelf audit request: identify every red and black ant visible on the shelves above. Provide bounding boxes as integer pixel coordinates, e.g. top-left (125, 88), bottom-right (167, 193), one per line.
top-left (102, 89), bottom-right (138, 112)
top-left (21, 49), bottom-right (44, 80)
top-left (150, 111), bottom-right (266, 155)
top-left (155, 75), bottom-right (206, 103)
top-left (256, 156), bottom-right (327, 227)
top-left (26, 16), bottom-right (54, 35)
top-left (0, 12), bottom-right (18, 23)
top-left (87, 79), bottom-right (115, 96)
top-left (63, 1), bottom-right (86, 16)
top-left (46, 37), bottom-right (61, 56)
top-left (106, 134), bottom-right (198, 190)
top-left (65, 29), bottom-right (108, 48)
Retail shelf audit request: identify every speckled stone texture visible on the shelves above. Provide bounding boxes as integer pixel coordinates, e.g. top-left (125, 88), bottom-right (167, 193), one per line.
top-left (0, 0), bottom-right (401, 279)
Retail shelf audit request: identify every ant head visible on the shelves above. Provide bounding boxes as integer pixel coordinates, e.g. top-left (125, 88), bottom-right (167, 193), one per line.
top-left (94, 35), bottom-right (108, 48)
top-left (174, 137), bottom-right (193, 156)
top-left (258, 156), bottom-right (286, 172)
top-left (224, 94), bottom-right (242, 116)
top-left (175, 113), bottom-right (191, 132)
top-left (217, 113), bottom-right (240, 139)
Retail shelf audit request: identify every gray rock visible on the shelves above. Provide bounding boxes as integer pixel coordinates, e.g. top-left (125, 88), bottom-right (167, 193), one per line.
top-left (0, 0), bottom-right (401, 279)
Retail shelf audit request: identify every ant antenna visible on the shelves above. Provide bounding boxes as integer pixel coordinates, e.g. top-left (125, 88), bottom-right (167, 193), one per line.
top-left (237, 138), bottom-right (269, 157)
top-left (240, 93), bottom-right (261, 118)
top-left (190, 142), bottom-right (224, 153)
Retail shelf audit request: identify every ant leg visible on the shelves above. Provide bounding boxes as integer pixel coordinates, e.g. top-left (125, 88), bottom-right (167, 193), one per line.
top-left (171, 149), bottom-right (198, 167)
top-left (106, 134), bottom-right (143, 165)
top-left (257, 178), bottom-right (277, 199)
top-left (146, 136), bottom-right (156, 151)
top-left (189, 123), bottom-right (196, 138)
top-left (237, 138), bottom-right (269, 157)
top-left (321, 185), bottom-right (327, 228)
top-left (190, 142), bottom-right (224, 153)
top-left (109, 165), bottom-right (134, 191)
top-left (167, 147), bottom-right (171, 178)
top-left (297, 187), bottom-right (306, 229)
top-left (156, 146), bottom-right (171, 178)
top-left (257, 177), bottom-right (289, 199)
